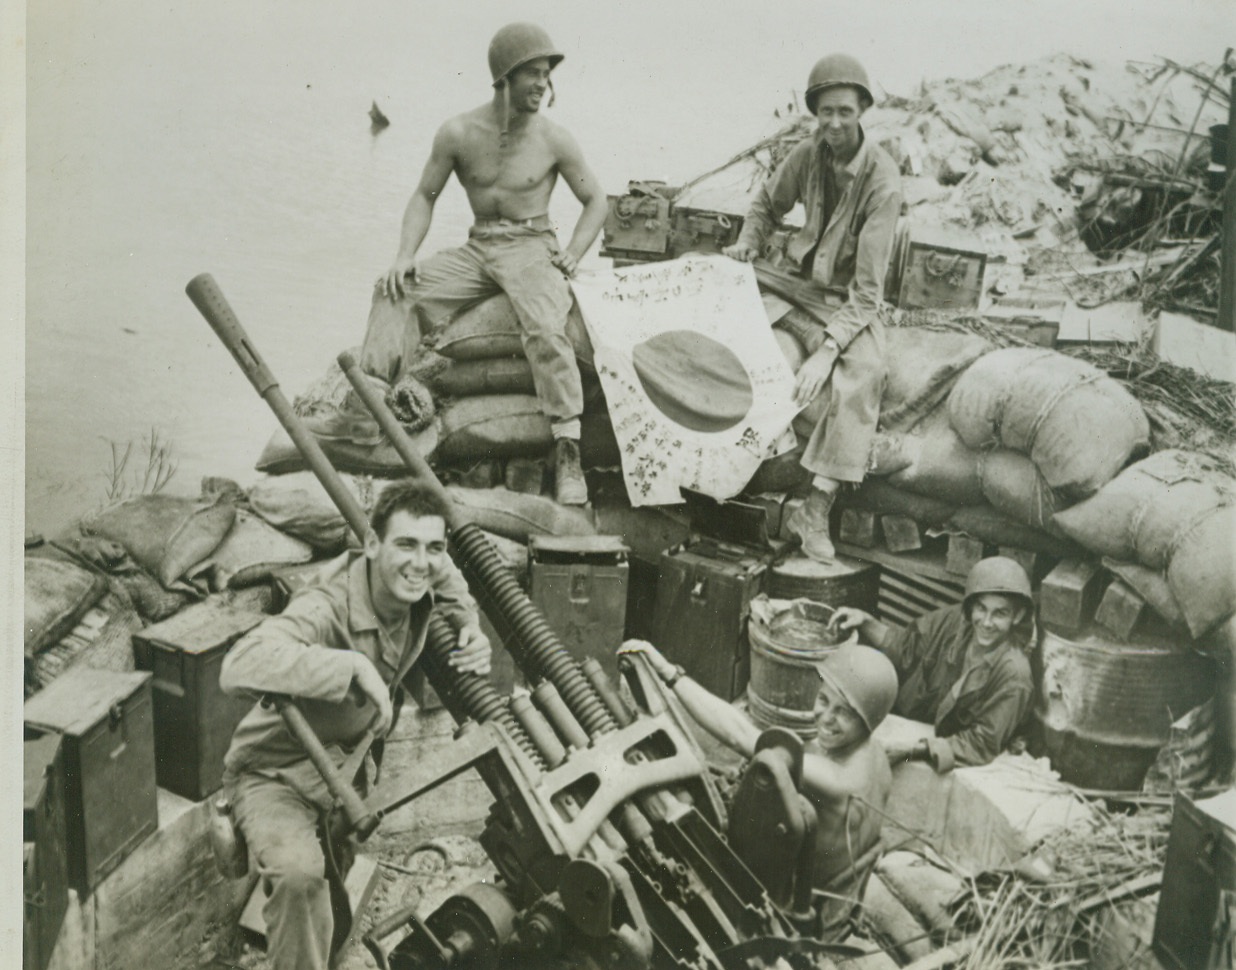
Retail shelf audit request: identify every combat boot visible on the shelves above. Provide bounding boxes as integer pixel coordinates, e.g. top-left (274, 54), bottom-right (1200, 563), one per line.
top-left (553, 438), bottom-right (588, 506)
top-left (786, 487), bottom-right (837, 562)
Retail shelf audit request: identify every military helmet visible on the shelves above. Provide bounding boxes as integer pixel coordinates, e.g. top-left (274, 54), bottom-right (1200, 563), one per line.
top-left (805, 52), bottom-right (873, 114)
top-left (963, 556), bottom-right (1034, 616)
top-left (815, 644), bottom-right (899, 734)
top-left (488, 22), bottom-right (564, 85)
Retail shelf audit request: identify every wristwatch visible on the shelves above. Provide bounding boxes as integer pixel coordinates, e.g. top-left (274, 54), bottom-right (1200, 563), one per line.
top-left (664, 664), bottom-right (687, 688)
top-left (822, 335), bottom-right (840, 354)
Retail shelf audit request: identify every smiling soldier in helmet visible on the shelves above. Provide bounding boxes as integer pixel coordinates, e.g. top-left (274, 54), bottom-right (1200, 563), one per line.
top-left (360, 23), bottom-right (607, 506)
top-left (831, 556), bottom-right (1037, 771)
top-left (725, 53), bottom-right (903, 563)
top-left (619, 638), bottom-right (897, 938)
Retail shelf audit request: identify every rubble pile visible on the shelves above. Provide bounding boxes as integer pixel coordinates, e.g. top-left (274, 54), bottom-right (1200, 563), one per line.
top-left (681, 52), bottom-right (1231, 311)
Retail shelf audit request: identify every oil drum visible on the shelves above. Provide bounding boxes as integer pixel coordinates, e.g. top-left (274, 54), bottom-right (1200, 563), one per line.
top-left (766, 553), bottom-right (879, 613)
top-left (1036, 627), bottom-right (1216, 791)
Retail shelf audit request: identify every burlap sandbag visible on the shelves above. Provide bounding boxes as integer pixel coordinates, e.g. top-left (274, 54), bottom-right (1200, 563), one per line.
top-left (437, 395), bottom-right (553, 462)
top-left (83, 493), bottom-right (237, 588)
top-left (844, 481), bottom-right (957, 528)
top-left (193, 508), bottom-right (316, 591)
top-left (1053, 450), bottom-right (1234, 567)
top-left (886, 409), bottom-right (987, 506)
top-left (24, 556), bottom-right (109, 658)
top-left (424, 357), bottom-right (537, 398)
top-left (947, 504), bottom-right (1083, 558)
top-left (255, 421), bottom-right (439, 477)
top-left (948, 348), bottom-right (1149, 500)
top-left (1167, 504), bottom-right (1236, 638)
top-left (430, 294), bottom-right (594, 367)
top-left (879, 325), bottom-right (992, 432)
top-left (745, 443), bottom-right (812, 495)
top-left (247, 471), bottom-right (376, 552)
top-left (978, 448), bottom-right (1064, 532)
top-left (446, 486), bottom-right (596, 542)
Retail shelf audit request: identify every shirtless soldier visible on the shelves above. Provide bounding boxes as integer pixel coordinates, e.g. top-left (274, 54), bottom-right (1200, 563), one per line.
top-left (361, 22), bottom-right (607, 506)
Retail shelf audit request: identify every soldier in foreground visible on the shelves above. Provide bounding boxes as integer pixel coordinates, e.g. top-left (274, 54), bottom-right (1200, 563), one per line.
top-left (218, 480), bottom-right (491, 970)
top-left (831, 556), bottom-right (1036, 770)
top-left (361, 22), bottom-right (608, 506)
top-left (620, 638), bottom-right (897, 938)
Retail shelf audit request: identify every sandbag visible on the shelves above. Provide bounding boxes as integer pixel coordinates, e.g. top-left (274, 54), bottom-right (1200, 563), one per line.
top-left (24, 556), bottom-right (109, 659)
top-left (978, 448), bottom-right (1065, 532)
top-left (194, 509), bottom-right (316, 591)
top-left (772, 327), bottom-right (806, 372)
top-left (947, 504), bottom-right (1083, 558)
top-left (256, 420), bottom-right (439, 477)
top-left (886, 409), bottom-right (987, 506)
top-left (431, 294), bottom-right (595, 366)
top-left (479, 529), bottom-right (530, 586)
top-left (1052, 450), bottom-right (1234, 568)
top-left (83, 492), bottom-right (237, 588)
top-left (1167, 504), bottom-right (1236, 638)
top-left (947, 348), bottom-right (1149, 500)
top-left (446, 486), bottom-right (596, 542)
top-left (247, 471), bottom-right (376, 552)
top-left (437, 395), bottom-right (553, 463)
top-left (744, 444), bottom-right (812, 495)
top-left (880, 325), bottom-right (992, 432)
top-left (424, 357), bottom-right (537, 398)
top-left (845, 481), bottom-right (957, 528)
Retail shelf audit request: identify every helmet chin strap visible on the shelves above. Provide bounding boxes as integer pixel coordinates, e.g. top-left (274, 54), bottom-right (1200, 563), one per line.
top-left (498, 74), bottom-right (554, 144)
top-left (499, 78), bottom-right (511, 142)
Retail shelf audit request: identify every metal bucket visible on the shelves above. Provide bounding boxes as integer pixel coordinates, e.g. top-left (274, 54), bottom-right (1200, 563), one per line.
top-left (747, 597), bottom-right (855, 739)
top-left (1036, 628), bottom-right (1216, 791)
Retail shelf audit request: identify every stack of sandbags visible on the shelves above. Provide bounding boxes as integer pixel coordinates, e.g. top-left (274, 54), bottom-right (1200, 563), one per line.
top-left (413, 294), bottom-right (620, 472)
top-left (948, 347), bottom-right (1150, 502)
top-left (1053, 450), bottom-right (1235, 637)
top-left (83, 484), bottom-right (317, 594)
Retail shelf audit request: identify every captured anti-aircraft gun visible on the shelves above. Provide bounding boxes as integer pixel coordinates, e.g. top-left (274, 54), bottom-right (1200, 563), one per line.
top-left (187, 274), bottom-right (854, 970)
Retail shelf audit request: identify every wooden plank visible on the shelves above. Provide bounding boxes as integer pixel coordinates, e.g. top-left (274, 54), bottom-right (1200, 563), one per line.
top-left (1041, 559), bottom-right (1106, 633)
top-left (505, 457), bottom-right (546, 495)
top-left (92, 790), bottom-right (253, 970)
top-left (459, 459), bottom-right (503, 489)
top-left (1094, 579), bottom-right (1149, 640)
top-left (839, 509), bottom-right (880, 548)
top-left (882, 515), bottom-right (922, 554)
top-left (835, 541), bottom-right (960, 586)
top-left (946, 535), bottom-right (988, 577)
top-left (881, 577), bottom-right (949, 615)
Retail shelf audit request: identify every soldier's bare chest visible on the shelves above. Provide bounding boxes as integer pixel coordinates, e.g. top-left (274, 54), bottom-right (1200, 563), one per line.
top-left (456, 133), bottom-right (556, 190)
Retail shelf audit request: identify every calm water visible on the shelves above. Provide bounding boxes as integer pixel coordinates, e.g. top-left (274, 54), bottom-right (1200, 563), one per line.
top-left (23, 0), bottom-right (1228, 534)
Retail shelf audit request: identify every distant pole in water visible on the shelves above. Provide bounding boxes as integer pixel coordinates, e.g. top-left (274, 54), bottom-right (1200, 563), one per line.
top-left (369, 100), bottom-right (390, 131)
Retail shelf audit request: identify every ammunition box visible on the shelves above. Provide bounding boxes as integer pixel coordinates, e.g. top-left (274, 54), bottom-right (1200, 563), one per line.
top-left (24, 733), bottom-right (68, 970)
top-left (1154, 789), bottom-right (1236, 970)
top-left (25, 669), bottom-right (158, 895)
top-left (529, 535), bottom-right (630, 680)
top-left (132, 601), bottom-right (265, 801)
top-left (898, 242), bottom-right (986, 311)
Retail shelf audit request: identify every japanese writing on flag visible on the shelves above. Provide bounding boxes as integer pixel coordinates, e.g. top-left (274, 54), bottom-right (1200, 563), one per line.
top-left (571, 255), bottom-right (799, 507)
